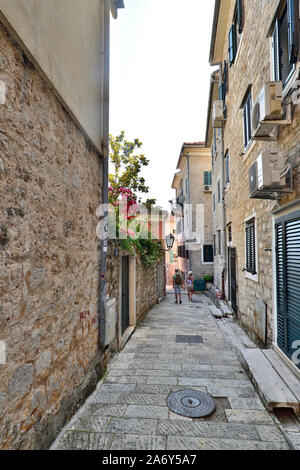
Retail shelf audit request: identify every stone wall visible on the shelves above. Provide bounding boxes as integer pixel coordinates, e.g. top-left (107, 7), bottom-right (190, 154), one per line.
top-left (215, 0), bottom-right (300, 345)
top-left (0, 23), bottom-right (107, 449)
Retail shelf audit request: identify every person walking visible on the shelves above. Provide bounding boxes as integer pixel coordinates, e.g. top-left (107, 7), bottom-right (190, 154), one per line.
top-left (173, 268), bottom-right (183, 304)
top-left (186, 271), bottom-right (194, 302)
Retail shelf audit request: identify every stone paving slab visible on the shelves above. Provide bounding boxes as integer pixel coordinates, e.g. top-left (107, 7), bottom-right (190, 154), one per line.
top-left (56, 431), bottom-right (114, 450)
top-left (51, 294), bottom-right (291, 451)
top-left (111, 434), bottom-right (167, 450)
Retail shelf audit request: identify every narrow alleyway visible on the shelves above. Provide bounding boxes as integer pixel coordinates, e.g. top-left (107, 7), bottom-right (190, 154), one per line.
top-left (51, 293), bottom-right (290, 450)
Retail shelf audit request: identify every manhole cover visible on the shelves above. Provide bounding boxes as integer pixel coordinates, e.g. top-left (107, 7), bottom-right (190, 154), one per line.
top-left (176, 335), bottom-right (203, 343)
top-left (167, 389), bottom-right (216, 418)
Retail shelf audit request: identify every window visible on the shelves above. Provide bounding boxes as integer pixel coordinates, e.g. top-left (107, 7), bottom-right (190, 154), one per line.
top-left (219, 61), bottom-right (228, 111)
top-left (225, 151), bottom-right (230, 185)
top-left (229, 0), bottom-right (244, 66)
top-left (217, 180), bottom-right (221, 202)
top-left (204, 171), bottom-right (212, 186)
top-left (213, 235), bottom-right (216, 256)
top-left (243, 90), bottom-right (252, 149)
top-left (245, 219), bottom-right (256, 274)
top-left (213, 193), bottom-right (216, 212)
top-left (272, 0), bottom-right (299, 86)
top-left (228, 224), bottom-right (232, 244)
top-left (217, 230), bottom-right (221, 255)
top-left (185, 178), bottom-right (188, 195)
top-left (203, 245), bottom-right (214, 263)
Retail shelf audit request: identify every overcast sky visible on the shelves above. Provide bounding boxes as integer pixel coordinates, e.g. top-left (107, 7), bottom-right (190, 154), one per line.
top-left (110, 0), bottom-right (215, 209)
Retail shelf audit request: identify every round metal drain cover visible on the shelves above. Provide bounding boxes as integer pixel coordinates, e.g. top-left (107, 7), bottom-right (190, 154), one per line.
top-left (167, 389), bottom-right (216, 418)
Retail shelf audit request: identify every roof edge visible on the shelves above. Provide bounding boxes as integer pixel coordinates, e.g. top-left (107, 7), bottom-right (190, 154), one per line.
top-left (209, 0), bottom-right (221, 65)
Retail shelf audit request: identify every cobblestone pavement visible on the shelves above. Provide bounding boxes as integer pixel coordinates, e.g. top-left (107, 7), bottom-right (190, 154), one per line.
top-left (51, 293), bottom-right (290, 450)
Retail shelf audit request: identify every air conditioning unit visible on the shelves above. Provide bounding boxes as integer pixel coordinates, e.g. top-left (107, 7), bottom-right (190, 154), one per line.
top-left (203, 185), bottom-right (212, 192)
top-left (212, 100), bottom-right (224, 128)
top-left (251, 82), bottom-right (284, 140)
top-left (249, 151), bottom-right (292, 199)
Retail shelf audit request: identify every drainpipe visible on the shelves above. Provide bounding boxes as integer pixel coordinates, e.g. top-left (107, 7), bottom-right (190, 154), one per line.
top-left (218, 63), bottom-right (227, 299)
top-left (99, 0), bottom-right (110, 350)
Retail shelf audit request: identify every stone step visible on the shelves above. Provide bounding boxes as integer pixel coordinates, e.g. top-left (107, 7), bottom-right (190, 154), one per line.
top-left (219, 300), bottom-right (234, 317)
top-left (263, 350), bottom-right (300, 403)
top-left (210, 305), bottom-right (223, 319)
top-left (241, 349), bottom-right (299, 414)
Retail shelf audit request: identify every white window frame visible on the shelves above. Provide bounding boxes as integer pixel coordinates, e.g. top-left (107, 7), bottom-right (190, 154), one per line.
top-left (244, 213), bottom-right (258, 282)
top-left (202, 244), bottom-right (214, 265)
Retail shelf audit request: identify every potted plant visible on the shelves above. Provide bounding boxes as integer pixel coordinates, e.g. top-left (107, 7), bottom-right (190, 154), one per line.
top-left (203, 274), bottom-right (213, 290)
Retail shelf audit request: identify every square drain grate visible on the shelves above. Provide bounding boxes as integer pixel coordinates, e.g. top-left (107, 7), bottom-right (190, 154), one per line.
top-left (176, 335), bottom-right (203, 344)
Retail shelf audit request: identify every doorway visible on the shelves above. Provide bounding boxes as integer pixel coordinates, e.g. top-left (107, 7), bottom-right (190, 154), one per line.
top-left (121, 256), bottom-right (130, 335)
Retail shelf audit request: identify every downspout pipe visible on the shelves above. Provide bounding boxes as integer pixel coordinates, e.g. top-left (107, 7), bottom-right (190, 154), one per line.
top-left (99, 0), bottom-right (110, 350)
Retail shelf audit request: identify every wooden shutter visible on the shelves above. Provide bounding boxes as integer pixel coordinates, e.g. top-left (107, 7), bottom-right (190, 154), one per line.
top-left (204, 171), bottom-right (212, 185)
top-left (276, 214), bottom-right (300, 367)
top-left (243, 92), bottom-right (252, 149)
top-left (229, 24), bottom-right (237, 66)
top-left (272, 18), bottom-right (281, 81)
top-left (246, 220), bottom-right (256, 274)
top-left (223, 60), bottom-right (228, 96)
top-left (287, 0), bottom-right (299, 65)
top-left (204, 171), bottom-right (211, 186)
top-left (276, 222), bottom-right (286, 350)
top-left (237, 0), bottom-right (243, 34)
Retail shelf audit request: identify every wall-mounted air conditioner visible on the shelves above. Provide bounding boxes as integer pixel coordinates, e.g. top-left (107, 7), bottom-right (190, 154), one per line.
top-left (251, 82), bottom-right (287, 140)
top-left (203, 185), bottom-right (212, 192)
top-left (212, 100), bottom-right (224, 128)
top-left (249, 151), bottom-right (293, 199)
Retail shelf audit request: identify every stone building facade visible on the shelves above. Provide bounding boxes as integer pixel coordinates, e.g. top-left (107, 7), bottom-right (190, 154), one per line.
top-left (207, 0), bottom-right (300, 371)
top-left (171, 143), bottom-right (213, 281)
top-left (0, 0), bottom-right (125, 450)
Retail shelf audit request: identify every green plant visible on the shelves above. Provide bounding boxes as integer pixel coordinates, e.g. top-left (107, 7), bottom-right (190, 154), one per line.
top-left (203, 275), bottom-right (213, 282)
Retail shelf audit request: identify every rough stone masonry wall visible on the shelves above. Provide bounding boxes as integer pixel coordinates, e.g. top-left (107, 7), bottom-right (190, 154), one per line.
top-left (221, 0), bottom-right (300, 346)
top-left (0, 23), bottom-right (105, 449)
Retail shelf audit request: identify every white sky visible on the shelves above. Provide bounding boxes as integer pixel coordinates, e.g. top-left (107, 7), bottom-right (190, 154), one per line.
top-left (110, 0), bottom-right (215, 210)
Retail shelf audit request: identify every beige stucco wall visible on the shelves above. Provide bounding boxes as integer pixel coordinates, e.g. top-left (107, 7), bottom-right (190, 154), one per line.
top-left (0, 0), bottom-right (108, 152)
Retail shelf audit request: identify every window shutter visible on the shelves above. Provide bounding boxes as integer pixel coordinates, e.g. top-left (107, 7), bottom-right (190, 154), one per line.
top-left (225, 152), bottom-right (229, 184)
top-left (237, 0), bottom-right (243, 34)
top-left (247, 94), bottom-right (252, 142)
top-left (243, 93), bottom-right (252, 149)
top-left (243, 106), bottom-right (248, 149)
top-left (287, 0), bottom-right (299, 65)
top-left (272, 18), bottom-right (281, 81)
top-left (276, 222), bottom-right (286, 351)
top-left (229, 24), bottom-right (237, 66)
top-left (204, 171), bottom-right (212, 185)
top-left (223, 60), bottom-right (228, 97)
top-left (246, 221), bottom-right (256, 274)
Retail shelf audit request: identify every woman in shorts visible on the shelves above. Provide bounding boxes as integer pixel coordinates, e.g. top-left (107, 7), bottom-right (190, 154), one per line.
top-left (186, 271), bottom-right (194, 302)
